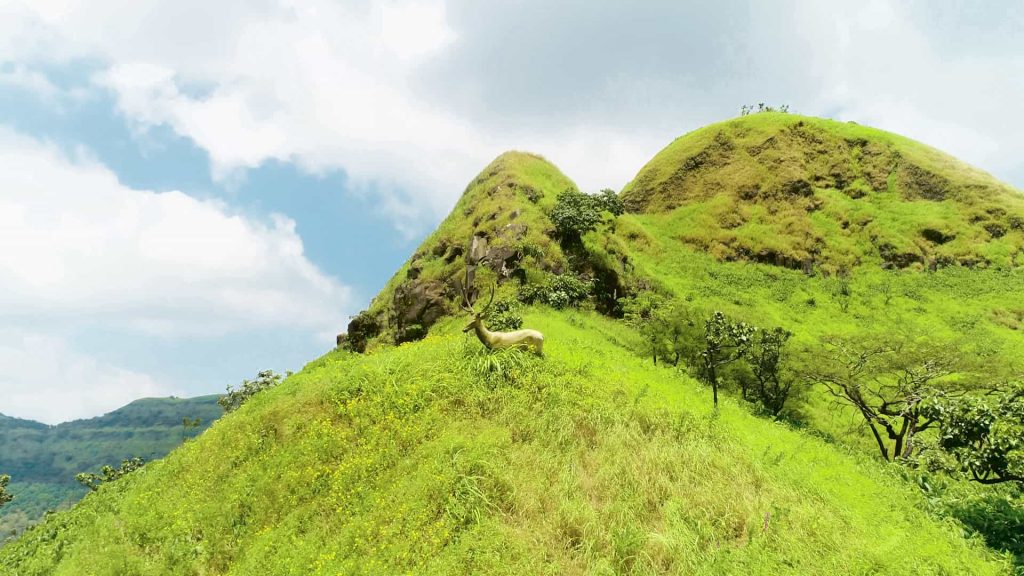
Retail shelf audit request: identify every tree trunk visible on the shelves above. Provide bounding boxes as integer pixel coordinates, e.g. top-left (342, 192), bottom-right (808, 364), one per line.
top-left (855, 407), bottom-right (890, 461)
top-left (710, 365), bottom-right (719, 408)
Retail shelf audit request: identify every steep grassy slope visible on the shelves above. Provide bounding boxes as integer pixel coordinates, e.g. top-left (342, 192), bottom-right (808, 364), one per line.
top-left (0, 312), bottom-right (1010, 574)
top-left (598, 114), bottom-right (1024, 448)
top-left (0, 396), bottom-right (221, 535)
top-left (621, 113), bottom-right (1024, 273)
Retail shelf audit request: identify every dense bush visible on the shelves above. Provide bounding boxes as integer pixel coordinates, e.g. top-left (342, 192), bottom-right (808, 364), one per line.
top-left (218, 370), bottom-right (286, 413)
top-left (551, 187), bottom-right (603, 241)
top-left (518, 275), bottom-right (591, 309)
top-left (487, 299), bottom-right (523, 331)
top-left (550, 187), bottom-right (623, 242)
top-left (922, 384), bottom-right (1024, 486)
top-left (597, 188), bottom-right (624, 216)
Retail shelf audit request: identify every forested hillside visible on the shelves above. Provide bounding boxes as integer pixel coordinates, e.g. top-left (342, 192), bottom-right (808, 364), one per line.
top-left (0, 396), bottom-right (220, 536)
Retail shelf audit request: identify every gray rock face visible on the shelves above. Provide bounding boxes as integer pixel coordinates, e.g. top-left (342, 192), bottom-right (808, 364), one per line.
top-left (469, 234), bottom-right (489, 264)
top-left (392, 280), bottom-right (448, 344)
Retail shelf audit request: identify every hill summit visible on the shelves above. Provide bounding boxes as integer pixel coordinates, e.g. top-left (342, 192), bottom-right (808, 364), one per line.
top-left (622, 114), bottom-right (1023, 273)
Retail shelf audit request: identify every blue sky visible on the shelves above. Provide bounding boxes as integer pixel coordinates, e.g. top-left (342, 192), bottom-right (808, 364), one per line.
top-left (1, 0), bottom-right (1021, 423)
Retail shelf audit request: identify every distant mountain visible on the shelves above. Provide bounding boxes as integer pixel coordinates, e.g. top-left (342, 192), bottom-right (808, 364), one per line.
top-left (0, 395), bottom-right (221, 536)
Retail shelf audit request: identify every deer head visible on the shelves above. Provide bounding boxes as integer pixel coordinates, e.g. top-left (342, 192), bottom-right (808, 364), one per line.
top-left (459, 278), bottom-right (494, 333)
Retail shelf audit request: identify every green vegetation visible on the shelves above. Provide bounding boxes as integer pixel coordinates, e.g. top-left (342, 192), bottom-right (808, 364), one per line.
top-left (3, 113), bottom-right (1023, 573)
top-left (922, 383), bottom-right (1024, 485)
top-left (551, 186), bottom-right (623, 243)
top-left (0, 312), bottom-right (1012, 574)
top-left (218, 370), bottom-right (287, 413)
top-left (621, 113), bottom-right (1024, 273)
top-left (0, 396), bottom-right (220, 536)
top-left (0, 477), bottom-right (11, 509)
top-left (75, 458), bottom-right (146, 492)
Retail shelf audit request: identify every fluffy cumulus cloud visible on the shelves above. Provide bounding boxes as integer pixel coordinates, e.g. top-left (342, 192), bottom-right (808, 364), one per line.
top-left (0, 331), bottom-right (170, 424)
top-left (0, 127), bottom-right (350, 336)
top-left (3, 0), bottom-right (1021, 233)
top-left (0, 127), bottom-right (351, 421)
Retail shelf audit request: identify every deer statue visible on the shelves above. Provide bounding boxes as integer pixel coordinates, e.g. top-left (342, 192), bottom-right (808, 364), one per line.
top-left (460, 281), bottom-right (545, 356)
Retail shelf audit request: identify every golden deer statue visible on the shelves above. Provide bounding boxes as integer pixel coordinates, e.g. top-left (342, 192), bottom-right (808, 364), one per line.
top-left (460, 281), bottom-right (544, 356)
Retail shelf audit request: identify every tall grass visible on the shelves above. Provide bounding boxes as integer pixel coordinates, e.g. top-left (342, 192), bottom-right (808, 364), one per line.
top-left (2, 310), bottom-right (1010, 575)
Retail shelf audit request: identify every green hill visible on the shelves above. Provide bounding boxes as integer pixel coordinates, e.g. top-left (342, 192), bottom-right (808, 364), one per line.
top-left (2, 113), bottom-right (1022, 574)
top-left (621, 113), bottom-right (1024, 273)
top-left (0, 396), bottom-right (221, 536)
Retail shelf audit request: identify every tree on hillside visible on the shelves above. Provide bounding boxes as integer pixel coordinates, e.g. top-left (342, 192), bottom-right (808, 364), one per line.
top-left (747, 327), bottom-right (798, 417)
top-left (699, 312), bottom-right (755, 408)
top-left (551, 187), bottom-right (604, 243)
top-left (921, 383), bottom-right (1024, 486)
top-left (597, 188), bottom-right (624, 216)
top-left (0, 475), bottom-right (12, 508)
top-left (219, 370), bottom-right (286, 413)
top-left (803, 336), bottom-right (963, 461)
top-left (622, 291), bottom-right (668, 365)
top-left (550, 187), bottom-right (624, 244)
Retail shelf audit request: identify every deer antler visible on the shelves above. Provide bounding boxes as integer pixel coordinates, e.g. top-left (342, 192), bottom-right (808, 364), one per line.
top-left (480, 284), bottom-right (495, 315)
top-left (459, 265), bottom-right (476, 314)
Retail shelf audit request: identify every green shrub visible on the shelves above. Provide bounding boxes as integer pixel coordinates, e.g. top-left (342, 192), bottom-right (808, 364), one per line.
top-left (75, 457), bottom-right (145, 492)
top-left (597, 188), bottom-right (624, 216)
top-left (0, 475), bottom-right (11, 508)
top-left (551, 187), bottom-right (604, 241)
top-left (519, 275), bottom-right (591, 309)
top-left (218, 370), bottom-right (285, 413)
top-left (488, 299), bottom-right (523, 331)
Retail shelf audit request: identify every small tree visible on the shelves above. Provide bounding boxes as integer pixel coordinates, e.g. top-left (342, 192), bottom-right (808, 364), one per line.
top-left (700, 311), bottom-right (755, 408)
top-left (487, 298), bottom-right (523, 331)
top-left (804, 336), bottom-right (961, 461)
top-left (597, 188), bottom-right (624, 216)
top-left (76, 457), bottom-right (145, 492)
top-left (622, 291), bottom-right (669, 365)
top-left (0, 475), bottom-right (12, 508)
top-left (550, 187), bottom-right (604, 243)
top-left (748, 327), bottom-right (797, 417)
top-left (219, 370), bottom-right (285, 413)
top-left (922, 383), bottom-right (1024, 485)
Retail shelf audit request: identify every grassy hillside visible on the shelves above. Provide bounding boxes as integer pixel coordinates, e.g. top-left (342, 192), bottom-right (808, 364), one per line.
top-left (0, 396), bottom-right (221, 536)
top-left (3, 113), bottom-right (1022, 574)
top-left (621, 113), bottom-right (1024, 273)
top-left (0, 311), bottom-right (1011, 574)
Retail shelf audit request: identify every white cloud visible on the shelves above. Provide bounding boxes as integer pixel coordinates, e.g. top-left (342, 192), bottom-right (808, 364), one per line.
top-left (0, 63), bottom-right (59, 98)
top-left (793, 1), bottom-right (1024, 178)
top-left (0, 0), bottom-right (679, 234)
top-left (0, 127), bottom-right (352, 337)
top-left (0, 330), bottom-right (173, 424)
top-left (1, 0), bottom-right (1021, 233)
